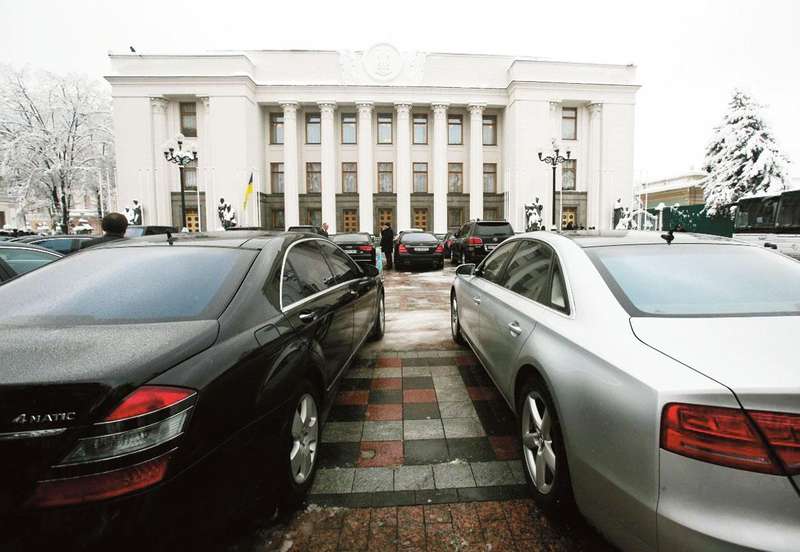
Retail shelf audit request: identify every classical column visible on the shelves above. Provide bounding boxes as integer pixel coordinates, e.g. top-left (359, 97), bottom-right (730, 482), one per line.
top-left (199, 97), bottom-right (212, 230)
top-left (281, 102), bottom-right (300, 228)
top-left (432, 103), bottom-right (449, 233)
top-left (150, 97), bottom-right (169, 226)
top-left (468, 104), bottom-right (485, 221)
top-left (395, 103), bottom-right (412, 231)
top-left (587, 103), bottom-right (603, 229)
top-left (357, 102), bottom-right (374, 233)
top-left (319, 102), bottom-right (337, 234)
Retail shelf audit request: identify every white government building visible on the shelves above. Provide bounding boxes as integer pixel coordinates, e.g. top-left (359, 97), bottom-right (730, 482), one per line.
top-left (107, 45), bottom-right (638, 234)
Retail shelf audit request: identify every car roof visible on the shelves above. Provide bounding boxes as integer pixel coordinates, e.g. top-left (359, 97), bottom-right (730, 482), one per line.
top-left (96, 230), bottom-right (303, 250)
top-left (0, 242), bottom-right (65, 256)
top-left (520, 230), bottom-right (743, 248)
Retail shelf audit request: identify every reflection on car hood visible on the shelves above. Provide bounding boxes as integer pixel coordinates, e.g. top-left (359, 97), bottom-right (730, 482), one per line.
top-left (630, 316), bottom-right (799, 413)
top-left (0, 320), bottom-right (219, 387)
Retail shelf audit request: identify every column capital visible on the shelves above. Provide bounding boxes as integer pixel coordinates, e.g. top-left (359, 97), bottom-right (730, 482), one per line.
top-left (588, 103), bottom-right (603, 116)
top-left (199, 97), bottom-right (210, 109)
top-left (467, 103), bottom-right (486, 116)
top-left (150, 97), bottom-right (168, 112)
top-left (549, 101), bottom-right (561, 113)
top-left (280, 101), bottom-right (299, 114)
top-left (431, 103), bottom-right (449, 115)
top-left (318, 101), bottom-right (336, 113)
top-left (356, 102), bottom-right (374, 113)
top-left (394, 102), bottom-right (412, 113)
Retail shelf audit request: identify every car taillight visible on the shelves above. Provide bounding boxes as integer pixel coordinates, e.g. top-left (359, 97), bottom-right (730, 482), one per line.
top-left (26, 452), bottom-right (174, 508)
top-left (661, 403), bottom-right (800, 475)
top-left (398, 244), bottom-right (408, 254)
top-left (435, 244), bottom-right (444, 253)
top-left (357, 245), bottom-right (373, 252)
top-left (467, 237), bottom-right (483, 246)
top-left (105, 386), bottom-right (194, 421)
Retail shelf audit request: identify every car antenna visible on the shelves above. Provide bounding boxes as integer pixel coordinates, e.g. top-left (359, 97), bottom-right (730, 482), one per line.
top-left (660, 228), bottom-right (674, 245)
top-left (166, 231), bottom-right (175, 245)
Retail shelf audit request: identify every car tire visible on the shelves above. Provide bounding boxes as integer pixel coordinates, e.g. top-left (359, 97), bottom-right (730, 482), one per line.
top-left (517, 377), bottom-right (575, 512)
top-left (277, 379), bottom-right (321, 509)
top-left (369, 292), bottom-right (385, 341)
top-left (450, 293), bottom-right (464, 344)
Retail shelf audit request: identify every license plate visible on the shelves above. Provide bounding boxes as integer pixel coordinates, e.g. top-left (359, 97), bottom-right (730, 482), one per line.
top-left (414, 247), bottom-right (429, 252)
top-left (344, 249), bottom-right (357, 254)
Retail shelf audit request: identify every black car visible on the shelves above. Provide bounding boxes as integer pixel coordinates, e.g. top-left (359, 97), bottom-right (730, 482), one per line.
top-left (10, 234), bottom-right (94, 255)
top-left (0, 242), bottom-right (63, 283)
top-left (395, 231), bottom-right (444, 269)
top-left (0, 231), bottom-right (384, 548)
top-left (124, 225), bottom-right (178, 238)
top-left (287, 225), bottom-right (327, 236)
top-left (450, 220), bottom-right (514, 265)
top-left (331, 232), bottom-right (376, 265)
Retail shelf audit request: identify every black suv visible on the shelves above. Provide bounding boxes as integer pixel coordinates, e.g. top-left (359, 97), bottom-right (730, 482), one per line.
top-left (450, 220), bottom-right (514, 265)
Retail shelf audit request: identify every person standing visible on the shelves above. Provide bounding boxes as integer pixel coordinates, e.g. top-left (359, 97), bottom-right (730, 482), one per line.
top-left (320, 222), bottom-right (329, 237)
top-left (380, 222), bottom-right (395, 270)
top-left (80, 213), bottom-right (129, 249)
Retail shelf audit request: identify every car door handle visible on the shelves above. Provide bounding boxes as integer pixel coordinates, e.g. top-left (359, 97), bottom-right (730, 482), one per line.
top-left (472, 296), bottom-right (481, 305)
top-left (298, 310), bottom-right (318, 323)
top-left (508, 322), bottom-right (522, 337)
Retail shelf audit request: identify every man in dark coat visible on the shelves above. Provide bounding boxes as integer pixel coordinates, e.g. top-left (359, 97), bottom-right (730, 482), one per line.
top-left (380, 223), bottom-right (395, 270)
top-left (80, 213), bottom-right (129, 249)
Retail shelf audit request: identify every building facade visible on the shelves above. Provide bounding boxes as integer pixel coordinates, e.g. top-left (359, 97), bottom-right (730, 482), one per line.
top-left (107, 45), bottom-right (638, 234)
top-left (635, 171), bottom-right (707, 208)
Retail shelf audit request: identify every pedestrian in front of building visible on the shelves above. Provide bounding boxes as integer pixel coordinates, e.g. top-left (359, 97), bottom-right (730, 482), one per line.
top-left (380, 222), bottom-right (395, 270)
top-left (320, 222), bottom-right (329, 237)
top-left (80, 212), bottom-right (129, 250)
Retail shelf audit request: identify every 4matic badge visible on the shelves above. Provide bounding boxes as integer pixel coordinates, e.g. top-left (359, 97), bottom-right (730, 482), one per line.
top-left (11, 411), bottom-right (76, 424)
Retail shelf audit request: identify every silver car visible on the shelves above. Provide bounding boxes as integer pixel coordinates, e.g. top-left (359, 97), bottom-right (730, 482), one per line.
top-left (450, 231), bottom-right (800, 551)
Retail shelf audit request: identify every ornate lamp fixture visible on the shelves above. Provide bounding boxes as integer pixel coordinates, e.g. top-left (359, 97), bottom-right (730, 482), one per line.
top-left (538, 142), bottom-right (571, 228)
top-left (162, 134), bottom-right (198, 230)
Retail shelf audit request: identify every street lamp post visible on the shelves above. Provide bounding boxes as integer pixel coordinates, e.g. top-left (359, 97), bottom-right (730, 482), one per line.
top-left (163, 134), bottom-right (198, 230)
top-left (538, 146), bottom-right (571, 229)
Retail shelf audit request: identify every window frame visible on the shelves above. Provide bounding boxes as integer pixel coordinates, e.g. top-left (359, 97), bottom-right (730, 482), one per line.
top-left (179, 102), bottom-right (197, 138)
top-left (562, 107), bottom-right (577, 141)
top-left (476, 240), bottom-right (520, 285)
top-left (341, 113), bottom-right (357, 144)
top-left (280, 238), bottom-right (339, 311)
top-left (270, 112), bottom-right (284, 145)
top-left (377, 162), bottom-right (394, 193)
top-left (317, 239), bottom-right (364, 284)
top-left (413, 113), bottom-right (428, 145)
top-left (448, 162), bottom-right (464, 193)
top-left (342, 162), bottom-right (358, 193)
top-left (271, 162), bottom-right (285, 194)
top-left (448, 114), bottom-right (463, 145)
top-left (306, 112), bottom-right (321, 144)
top-left (483, 163), bottom-right (497, 193)
top-left (482, 115), bottom-right (497, 146)
top-left (562, 159), bottom-right (576, 191)
top-left (305, 162), bottom-right (321, 193)
top-left (377, 112), bottom-right (393, 145)
top-left (412, 162), bottom-right (428, 193)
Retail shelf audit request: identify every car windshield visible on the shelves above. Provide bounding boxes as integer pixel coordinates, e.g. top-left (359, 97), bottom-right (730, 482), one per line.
top-left (587, 244), bottom-right (800, 317)
top-left (125, 227), bottom-right (146, 237)
top-left (0, 247), bottom-right (257, 325)
top-left (332, 233), bottom-right (369, 244)
top-left (475, 223), bottom-right (513, 236)
top-left (402, 232), bottom-right (438, 244)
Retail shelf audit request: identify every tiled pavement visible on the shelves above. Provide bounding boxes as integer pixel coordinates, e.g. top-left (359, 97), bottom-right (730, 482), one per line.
top-left (227, 266), bottom-right (613, 551)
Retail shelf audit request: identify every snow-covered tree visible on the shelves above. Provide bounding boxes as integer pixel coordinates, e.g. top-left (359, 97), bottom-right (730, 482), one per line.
top-left (701, 90), bottom-right (790, 215)
top-left (0, 66), bottom-right (114, 232)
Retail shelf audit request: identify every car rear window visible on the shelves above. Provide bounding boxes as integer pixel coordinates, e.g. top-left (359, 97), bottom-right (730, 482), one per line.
top-left (0, 247), bottom-right (257, 324)
top-left (475, 223), bottom-right (513, 237)
top-left (402, 233), bottom-right (439, 244)
top-left (125, 227), bottom-right (146, 237)
top-left (332, 233), bottom-right (370, 244)
top-left (587, 244), bottom-right (800, 317)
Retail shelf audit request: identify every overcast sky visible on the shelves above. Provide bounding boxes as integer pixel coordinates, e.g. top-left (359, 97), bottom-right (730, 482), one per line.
top-left (1, 0), bottom-right (798, 183)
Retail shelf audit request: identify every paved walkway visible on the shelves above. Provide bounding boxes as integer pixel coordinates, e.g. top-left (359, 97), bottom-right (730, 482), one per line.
top-left (227, 266), bottom-right (612, 551)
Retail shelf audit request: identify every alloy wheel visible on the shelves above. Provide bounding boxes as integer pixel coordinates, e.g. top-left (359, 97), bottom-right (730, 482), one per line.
top-left (521, 391), bottom-right (556, 494)
top-left (451, 297), bottom-right (458, 338)
top-left (378, 295), bottom-right (385, 333)
top-left (289, 393), bottom-right (319, 484)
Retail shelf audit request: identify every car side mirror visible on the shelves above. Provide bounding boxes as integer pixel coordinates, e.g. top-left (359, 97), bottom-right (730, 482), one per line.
top-left (455, 263), bottom-right (476, 276)
top-left (361, 264), bottom-right (380, 277)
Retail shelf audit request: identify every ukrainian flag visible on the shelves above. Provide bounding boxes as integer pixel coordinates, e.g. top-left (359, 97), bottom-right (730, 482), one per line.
top-left (243, 172), bottom-right (254, 209)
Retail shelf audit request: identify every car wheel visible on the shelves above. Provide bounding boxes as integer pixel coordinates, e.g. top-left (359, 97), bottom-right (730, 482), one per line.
top-left (278, 380), bottom-right (320, 508)
top-left (518, 377), bottom-right (574, 512)
top-left (450, 293), bottom-right (464, 344)
top-left (369, 292), bottom-right (385, 341)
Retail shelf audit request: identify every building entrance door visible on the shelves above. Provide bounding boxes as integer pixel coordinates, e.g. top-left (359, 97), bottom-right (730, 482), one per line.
top-left (378, 208), bottom-right (393, 230)
top-left (343, 209), bottom-right (358, 232)
top-left (185, 209), bottom-right (200, 232)
top-left (413, 208), bottom-right (429, 231)
top-left (561, 207), bottom-right (577, 230)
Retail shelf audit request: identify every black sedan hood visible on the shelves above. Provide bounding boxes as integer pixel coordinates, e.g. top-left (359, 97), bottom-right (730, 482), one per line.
top-left (0, 321), bottom-right (218, 427)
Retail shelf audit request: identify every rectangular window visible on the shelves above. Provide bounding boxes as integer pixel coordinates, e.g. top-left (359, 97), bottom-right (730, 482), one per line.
top-left (181, 166), bottom-right (197, 190)
top-left (413, 114), bottom-right (428, 144)
top-left (341, 113), bottom-right (357, 144)
top-left (412, 162), bottom-right (428, 193)
top-left (484, 208), bottom-right (498, 221)
top-left (482, 115), bottom-right (497, 145)
top-left (342, 162), bottom-right (357, 193)
top-left (306, 162), bottom-right (321, 193)
top-left (377, 113), bottom-right (393, 144)
top-left (378, 162), bottom-right (393, 193)
top-left (562, 159), bottom-right (576, 191)
top-left (562, 107), bottom-right (577, 141)
top-left (413, 208), bottom-right (429, 231)
top-left (306, 113), bottom-right (321, 144)
top-left (447, 207), bottom-right (464, 229)
top-left (180, 102), bottom-right (197, 138)
top-left (483, 163), bottom-right (497, 193)
top-left (270, 113), bottom-right (284, 144)
top-left (448, 163), bottom-right (463, 193)
top-left (306, 208), bottom-right (322, 227)
top-left (342, 209), bottom-right (358, 232)
top-left (271, 163), bottom-right (284, 193)
top-left (272, 208), bottom-right (285, 230)
top-left (448, 115), bottom-right (463, 145)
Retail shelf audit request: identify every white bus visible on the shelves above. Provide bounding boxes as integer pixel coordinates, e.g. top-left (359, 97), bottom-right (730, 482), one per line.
top-left (733, 190), bottom-right (800, 259)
